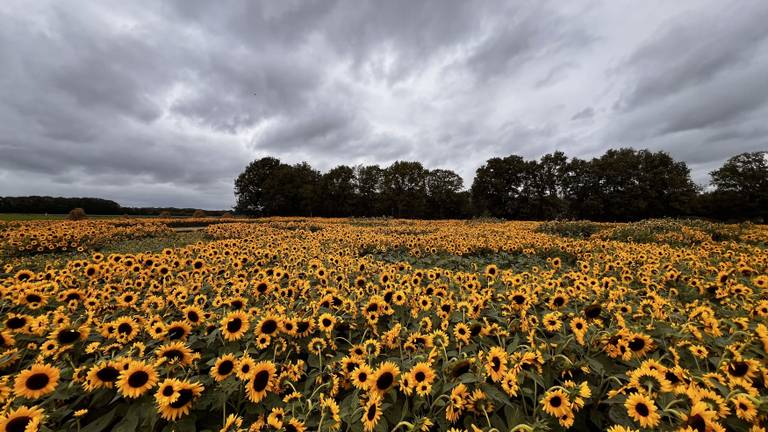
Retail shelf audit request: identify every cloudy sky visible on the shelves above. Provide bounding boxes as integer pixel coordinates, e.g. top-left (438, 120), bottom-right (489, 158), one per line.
top-left (1, 1), bottom-right (766, 209)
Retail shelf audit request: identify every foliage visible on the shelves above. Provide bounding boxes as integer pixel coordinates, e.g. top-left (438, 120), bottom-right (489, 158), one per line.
top-left (1, 217), bottom-right (767, 432)
top-left (536, 221), bottom-right (605, 239)
top-left (68, 208), bottom-right (87, 221)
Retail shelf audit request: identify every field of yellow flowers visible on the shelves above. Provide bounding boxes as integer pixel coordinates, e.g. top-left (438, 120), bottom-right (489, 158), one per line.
top-left (0, 217), bottom-right (766, 432)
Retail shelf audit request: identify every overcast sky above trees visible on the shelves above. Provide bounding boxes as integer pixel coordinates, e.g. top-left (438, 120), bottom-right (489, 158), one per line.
top-left (1, 1), bottom-right (766, 209)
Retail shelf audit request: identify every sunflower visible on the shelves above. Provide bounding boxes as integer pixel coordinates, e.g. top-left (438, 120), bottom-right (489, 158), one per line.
top-left (624, 392), bottom-right (660, 429)
top-left (255, 314), bottom-right (281, 338)
top-left (246, 361), bottom-right (276, 403)
top-left (542, 312), bottom-right (562, 332)
top-left (731, 394), bottom-right (757, 422)
top-left (85, 360), bottom-right (121, 391)
top-left (351, 364), bottom-right (374, 391)
top-left (371, 361), bottom-right (399, 395)
top-left (182, 306), bottom-right (205, 326)
top-left (155, 342), bottom-right (197, 366)
top-left (211, 354), bottom-right (237, 382)
top-left (220, 311), bottom-right (249, 341)
top-left (0, 405), bottom-right (44, 432)
top-left (219, 414), bottom-right (243, 432)
top-left (154, 378), bottom-right (180, 406)
top-left (164, 321), bottom-right (192, 341)
top-left (13, 363), bottom-right (60, 399)
top-left (409, 362), bottom-right (436, 397)
top-left (235, 355), bottom-right (256, 380)
top-left (284, 418), bottom-right (306, 432)
top-left (453, 323), bottom-right (470, 345)
top-left (267, 407), bottom-right (285, 429)
top-left (683, 401), bottom-right (722, 432)
top-left (362, 396), bottom-right (382, 432)
top-left (627, 333), bottom-right (653, 358)
top-left (112, 317), bottom-right (139, 342)
top-left (117, 361), bottom-right (158, 398)
top-left (484, 346), bottom-right (507, 382)
top-left (5, 314), bottom-right (31, 333)
top-left (540, 389), bottom-right (570, 418)
top-left (0, 331), bottom-right (15, 348)
top-left (156, 379), bottom-right (205, 421)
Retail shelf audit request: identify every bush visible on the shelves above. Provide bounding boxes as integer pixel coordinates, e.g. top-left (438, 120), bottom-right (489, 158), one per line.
top-left (221, 212), bottom-right (234, 219)
top-left (158, 211), bottom-right (173, 218)
top-left (67, 208), bottom-right (87, 221)
top-left (192, 209), bottom-right (207, 218)
top-left (536, 220), bottom-right (604, 238)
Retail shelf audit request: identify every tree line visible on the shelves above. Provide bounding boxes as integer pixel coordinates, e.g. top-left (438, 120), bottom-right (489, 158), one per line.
top-left (234, 149), bottom-right (767, 222)
top-left (0, 196), bottom-right (228, 217)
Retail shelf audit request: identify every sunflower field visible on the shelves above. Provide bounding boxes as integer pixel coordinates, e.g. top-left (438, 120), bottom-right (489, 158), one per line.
top-left (0, 217), bottom-right (767, 432)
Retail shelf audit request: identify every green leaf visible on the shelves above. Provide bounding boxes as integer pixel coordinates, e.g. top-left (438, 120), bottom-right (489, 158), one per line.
top-left (112, 410), bottom-right (139, 432)
top-left (80, 406), bottom-right (118, 432)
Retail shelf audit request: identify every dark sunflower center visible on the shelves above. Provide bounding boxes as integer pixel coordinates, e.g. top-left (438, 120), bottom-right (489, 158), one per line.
top-left (261, 320), bottom-right (277, 334)
top-left (128, 371), bottom-right (149, 388)
top-left (358, 372), bottom-right (367, 382)
top-left (252, 371), bottom-right (270, 392)
top-left (167, 327), bottom-right (185, 340)
top-left (169, 389), bottom-right (194, 408)
top-left (492, 358), bottom-right (501, 371)
top-left (26, 294), bottom-right (42, 303)
top-left (96, 366), bottom-right (119, 382)
top-left (217, 361), bottom-right (234, 375)
top-left (57, 329), bottom-right (80, 344)
top-left (636, 403), bottom-right (649, 417)
top-left (553, 297), bottom-right (564, 307)
top-left (585, 304), bottom-right (601, 318)
top-left (162, 385), bottom-right (175, 396)
top-left (285, 424), bottom-right (297, 432)
top-left (367, 404), bottom-right (377, 421)
top-left (628, 337), bottom-right (646, 351)
top-left (26, 373), bottom-right (51, 390)
top-left (226, 318), bottom-right (243, 333)
top-left (187, 312), bottom-right (199, 322)
top-left (164, 350), bottom-right (184, 361)
top-left (296, 321), bottom-right (310, 333)
top-left (550, 396), bottom-right (562, 408)
top-left (6, 416), bottom-right (32, 432)
top-left (415, 371), bottom-right (426, 382)
top-left (513, 295), bottom-right (525, 304)
top-left (730, 362), bottom-right (748, 377)
top-left (376, 373), bottom-right (393, 390)
top-left (117, 323), bottom-right (133, 334)
top-left (7, 317), bottom-right (26, 329)
top-left (687, 414), bottom-right (705, 432)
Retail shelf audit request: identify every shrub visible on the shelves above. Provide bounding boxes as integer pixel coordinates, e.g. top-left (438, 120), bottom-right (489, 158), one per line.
top-left (536, 220), bottom-right (603, 238)
top-left (192, 209), bottom-right (207, 218)
top-left (158, 211), bottom-right (173, 218)
top-left (67, 208), bottom-right (87, 221)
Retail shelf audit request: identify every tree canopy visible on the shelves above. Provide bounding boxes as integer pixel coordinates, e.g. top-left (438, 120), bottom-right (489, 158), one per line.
top-left (234, 149), bottom-right (766, 221)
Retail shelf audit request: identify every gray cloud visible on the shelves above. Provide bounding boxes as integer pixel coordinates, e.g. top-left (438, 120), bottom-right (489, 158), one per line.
top-left (571, 107), bottom-right (594, 121)
top-left (0, 0), bottom-right (766, 209)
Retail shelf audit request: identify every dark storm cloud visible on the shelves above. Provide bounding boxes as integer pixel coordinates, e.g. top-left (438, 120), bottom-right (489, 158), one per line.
top-left (1, 1), bottom-right (766, 209)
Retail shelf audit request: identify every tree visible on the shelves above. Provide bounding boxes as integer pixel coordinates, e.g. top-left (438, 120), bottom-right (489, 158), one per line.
top-left (471, 155), bottom-right (534, 218)
top-left (381, 161), bottom-right (429, 218)
top-left (425, 169), bottom-right (467, 219)
top-left (319, 166), bottom-right (357, 216)
top-left (708, 151), bottom-right (768, 221)
top-left (353, 165), bottom-right (383, 217)
top-left (234, 157), bottom-right (282, 215)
